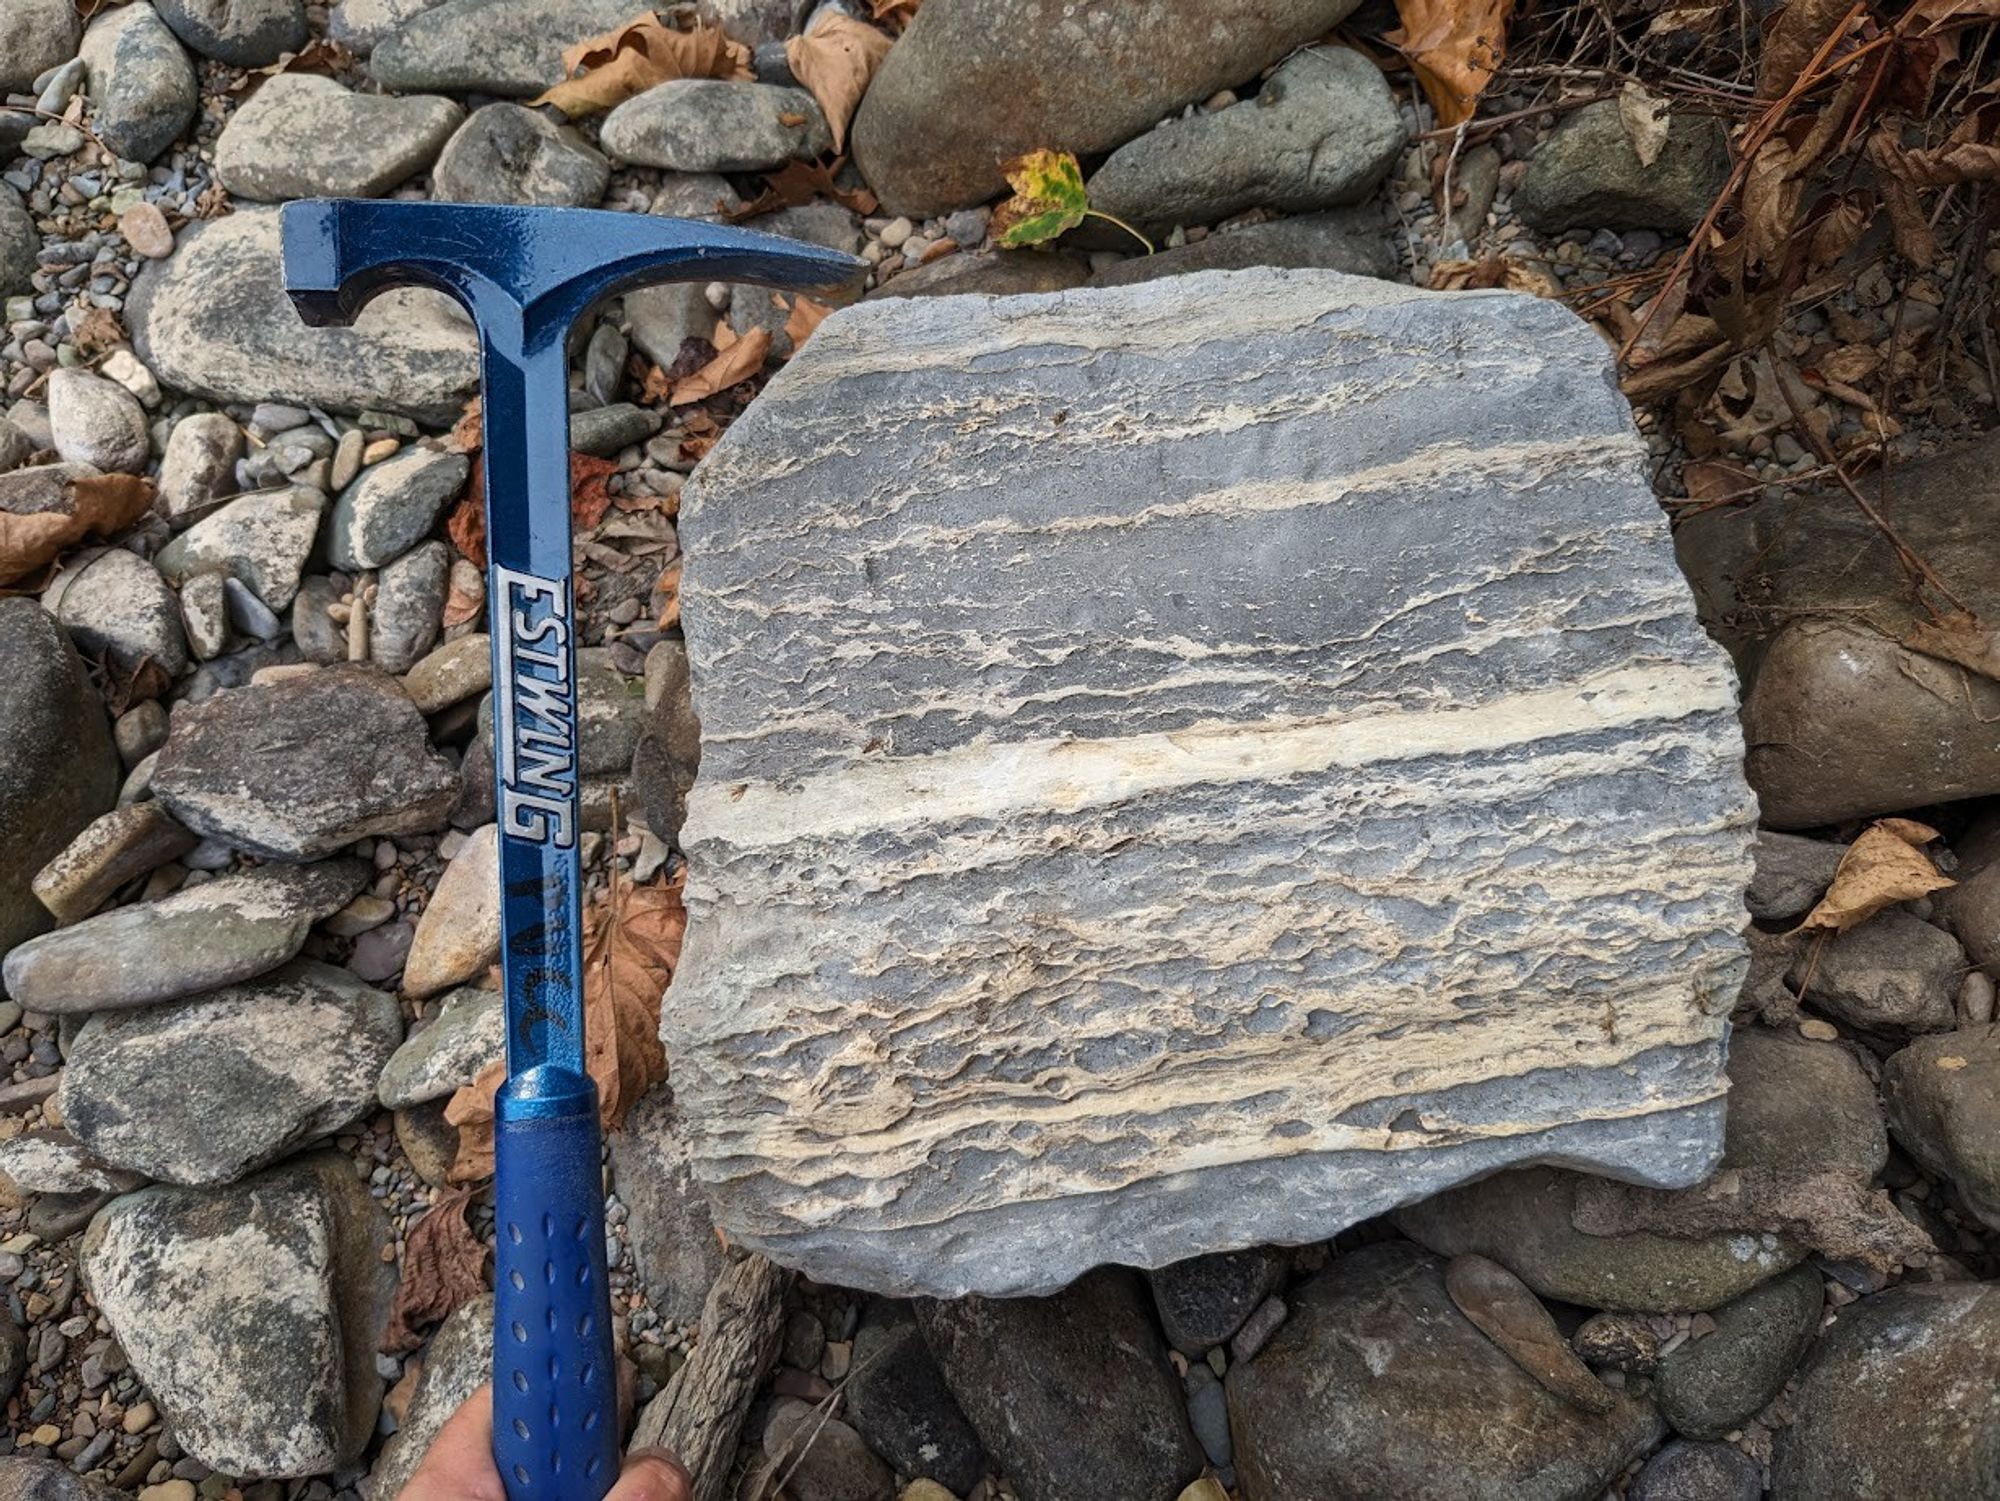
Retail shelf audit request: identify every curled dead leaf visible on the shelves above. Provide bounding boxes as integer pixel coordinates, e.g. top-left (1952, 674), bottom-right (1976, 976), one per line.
top-left (1389, 0), bottom-right (1516, 128)
top-left (782, 294), bottom-right (834, 351)
top-left (380, 1188), bottom-right (488, 1352)
top-left (443, 395), bottom-right (483, 456)
top-left (668, 323), bottom-right (771, 404)
top-left (445, 455), bottom-right (486, 568)
top-left (446, 869), bottom-right (686, 1181)
top-left (785, 13), bottom-right (892, 152)
top-left (1740, 138), bottom-right (1806, 267)
top-left (725, 157), bottom-right (879, 220)
top-left (1797, 817), bottom-right (1954, 934)
top-left (1428, 255), bottom-right (1561, 297)
top-left (1758, 0), bottom-right (1861, 98)
top-left (1680, 458), bottom-right (1760, 505)
top-left (0, 471), bottom-right (155, 586)
top-left (1899, 611), bottom-right (2000, 681)
top-left (1804, 188), bottom-right (1873, 272)
top-left (570, 451), bottom-right (618, 531)
top-left (1617, 80), bottom-right (1672, 169)
top-left (653, 556), bottom-right (682, 631)
top-left (533, 14), bottom-right (750, 118)
top-left (70, 306), bottom-right (126, 360)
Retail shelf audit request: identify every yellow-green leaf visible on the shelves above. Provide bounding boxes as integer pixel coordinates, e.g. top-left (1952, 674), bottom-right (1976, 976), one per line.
top-left (992, 148), bottom-right (1089, 248)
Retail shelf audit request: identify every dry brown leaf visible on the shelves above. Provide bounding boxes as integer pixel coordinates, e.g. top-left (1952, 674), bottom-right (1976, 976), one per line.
top-left (381, 1188), bottom-right (488, 1352)
top-left (1428, 255), bottom-right (1560, 297)
top-left (1899, 611), bottom-right (2000, 680)
top-left (868, 0), bottom-right (921, 29)
top-left (668, 324), bottom-right (771, 404)
top-left (445, 456), bottom-right (486, 568)
top-left (1869, 105), bottom-right (2000, 187)
top-left (1909, 0), bottom-right (2000, 29)
top-left (1682, 458), bottom-right (1759, 504)
top-left (725, 156), bottom-right (880, 220)
top-left (782, 294), bottom-right (835, 350)
top-left (1646, 0), bottom-right (1725, 37)
top-left (583, 864), bottom-right (685, 1125)
top-left (784, 13), bottom-right (892, 152)
top-left (441, 562), bottom-right (484, 629)
top-left (1815, 342), bottom-right (1882, 384)
top-left (1805, 188), bottom-right (1872, 271)
top-left (533, 15), bottom-right (751, 118)
top-left (444, 395), bottom-right (483, 455)
top-left (1389, 0), bottom-right (1515, 128)
top-left (0, 472), bottom-right (154, 586)
top-left (1617, 80), bottom-right (1672, 168)
top-left (71, 306), bottom-right (125, 359)
top-left (653, 556), bottom-right (682, 631)
top-left (571, 451), bottom-right (618, 531)
top-left (446, 869), bottom-right (687, 1180)
top-left (1879, 167), bottom-right (1941, 267)
top-left (1798, 818), bottom-right (1954, 934)
top-left (1758, 0), bottom-right (1859, 98)
top-left (1740, 138), bottom-right (1805, 266)
top-left (256, 37), bottom-right (351, 76)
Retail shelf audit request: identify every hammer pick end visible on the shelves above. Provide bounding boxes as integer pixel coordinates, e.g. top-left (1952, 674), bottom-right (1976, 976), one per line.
top-left (278, 199), bottom-right (358, 327)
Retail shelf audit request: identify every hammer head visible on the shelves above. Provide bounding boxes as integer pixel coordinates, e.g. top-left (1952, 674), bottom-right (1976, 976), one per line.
top-left (279, 198), bottom-right (866, 333)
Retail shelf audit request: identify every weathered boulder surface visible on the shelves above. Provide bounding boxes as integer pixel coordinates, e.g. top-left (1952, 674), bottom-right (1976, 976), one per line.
top-left (152, 666), bottom-right (459, 859)
top-left (0, 1460), bottom-right (128, 1501)
top-left (0, 598), bottom-right (119, 963)
top-left (1883, 1023), bottom-right (2000, 1230)
top-left (127, 207), bottom-right (477, 422)
top-left (851, 0), bottom-right (1370, 215)
top-left (1676, 433), bottom-right (2000, 826)
top-left (1087, 46), bottom-right (1405, 232)
top-left (60, 960), bottom-right (403, 1186)
top-left (1, 859), bottom-right (368, 1012)
top-left (1227, 1243), bottom-right (1664, 1500)
top-left (369, 0), bottom-right (635, 95)
top-left (1771, 1280), bottom-right (2000, 1500)
top-left (915, 1270), bottom-right (1202, 1501)
top-left (82, 1152), bottom-right (397, 1478)
top-left (665, 268), bottom-right (1757, 1296)
top-left (608, 1087), bottom-right (732, 1327)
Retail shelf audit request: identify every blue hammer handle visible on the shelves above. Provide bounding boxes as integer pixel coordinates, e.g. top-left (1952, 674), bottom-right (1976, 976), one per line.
top-left (279, 200), bottom-right (860, 1501)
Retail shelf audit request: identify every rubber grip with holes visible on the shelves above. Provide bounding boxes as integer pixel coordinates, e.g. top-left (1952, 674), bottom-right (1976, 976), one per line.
top-left (492, 1069), bottom-right (620, 1501)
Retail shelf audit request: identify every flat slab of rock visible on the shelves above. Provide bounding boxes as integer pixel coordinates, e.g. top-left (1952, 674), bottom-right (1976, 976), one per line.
top-left (665, 268), bottom-right (1757, 1297)
top-left (31, 801), bottom-right (197, 924)
top-left (376, 983), bottom-right (501, 1108)
top-left (214, 73), bottom-right (461, 201)
top-left (153, 485), bottom-right (323, 612)
top-left (128, 207), bottom-right (477, 423)
top-left (1, 859), bottom-right (367, 1012)
top-left (601, 81), bottom-right (830, 172)
top-left (370, 0), bottom-right (636, 95)
top-left (152, 665), bottom-right (459, 859)
top-left (60, 959), bottom-right (402, 1186)
top-left (81, 1151), bottom-right (396, 1478)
